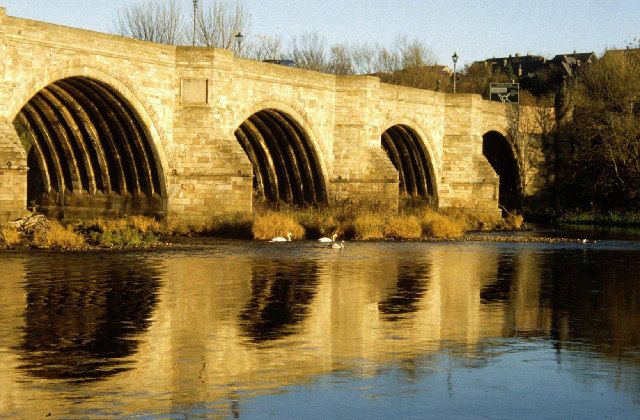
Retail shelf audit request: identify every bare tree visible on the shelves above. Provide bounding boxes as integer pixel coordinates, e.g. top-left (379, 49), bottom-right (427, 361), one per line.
top-left (113, 0), bottom-right (184, 45)
top-left (395, 36), bottom-right (437, 68)
top-left (328, 44), bottom-right (354, 75)
top-left (196, 0), bottom-right (250, 50)
top-left (351, 43), bottom-right (378, 74)
top-left (289, 32), bottom-right (329, 72)
top-left (246, 35), bottom-right (284, 61)
top-left (371, 37), bottom-right (442, 89)
top-left (376, 45), bottom-right (401, 73)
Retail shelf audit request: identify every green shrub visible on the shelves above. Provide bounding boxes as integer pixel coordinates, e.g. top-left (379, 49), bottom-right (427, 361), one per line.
top-left (90, 227), bottom-right (157, 249)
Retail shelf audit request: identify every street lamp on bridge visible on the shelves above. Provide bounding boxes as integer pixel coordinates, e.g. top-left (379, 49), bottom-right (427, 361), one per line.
top-left (192, 0), bottom-right (198, 46)
top-left (452, 52), bottom-right (458, 93)
top-left (235, 32), bottom-right (244, 54)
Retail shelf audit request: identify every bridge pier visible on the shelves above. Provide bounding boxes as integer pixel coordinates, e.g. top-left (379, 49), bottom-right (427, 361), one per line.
top-left (167, 67), bottom-right (255, 222)
top-left (438, 95), bottom-right (501, 215)
top-left (330, 76), bottom-right (399, 208)
top-left (0, 120), bottom-right (27, 220)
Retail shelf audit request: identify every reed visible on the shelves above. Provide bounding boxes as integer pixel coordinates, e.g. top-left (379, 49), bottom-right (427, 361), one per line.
top-left (354, 212), bottom-right (386, 240)
top-left (126, 214), bottom-right (162, 234)
top-left (208, 212), bottom-right (253, 238)
top-left (504, 213), bottom-right (525, 229)
top-left (32, 220), bottom-right (86, 250)
top-left (252, 211), bottom-right (305, 240)
top-left (439, 207), bottom-right (500, 231)
top-left (290, 207), bottom-right (340, 239)
top-left (159, 213), bottom-right (193, 235)
top-left (0, 224), bottom-right (21, 248)
top-left (419, 208), bottom-right (465, 239)
top-left (383, 215), bottom-right (423, 239)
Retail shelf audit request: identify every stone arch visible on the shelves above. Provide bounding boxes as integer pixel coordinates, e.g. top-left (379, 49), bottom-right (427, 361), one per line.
top-left (234, 102), bottom-right (328, 206)
top-left (11, 64), bottom-right (170, 217)
top-left (482, 130), bottom-right (521, 211)
top-left (234, 100), bottom-right (329, 175)
top-left (380, 121), bottom-right (439, 205)
top-left (8, 62), bottom-right (171, 182)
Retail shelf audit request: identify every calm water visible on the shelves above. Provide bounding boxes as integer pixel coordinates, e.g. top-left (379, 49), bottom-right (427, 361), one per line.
top-left (1, 238), bottom-right (640, 419)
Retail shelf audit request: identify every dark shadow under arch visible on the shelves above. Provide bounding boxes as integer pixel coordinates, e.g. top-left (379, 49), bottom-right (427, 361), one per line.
top-left (234, 109), bottom-right (327, 206)
top-left (381, 124), bottom-right (436, 202)
top-left (13, 76), bottom-right (166, 218)
top-left (482, 131), bottom-right (521, 211)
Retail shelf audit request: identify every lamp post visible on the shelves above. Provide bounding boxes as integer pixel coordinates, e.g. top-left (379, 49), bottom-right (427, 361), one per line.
top-left (452, 52), bottom-right (458, 93)
top-left (235, 32), bottom-right (244, 54)
top-left (192, 0), bottom-right (198, 46)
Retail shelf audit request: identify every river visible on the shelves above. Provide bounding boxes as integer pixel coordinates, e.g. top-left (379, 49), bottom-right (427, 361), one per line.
top-left (1, 237), bottom-right (639, 418)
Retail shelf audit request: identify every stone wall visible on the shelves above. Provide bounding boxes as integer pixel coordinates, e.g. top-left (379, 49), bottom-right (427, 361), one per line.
top-left (0, 9), bottom-right (521, 222)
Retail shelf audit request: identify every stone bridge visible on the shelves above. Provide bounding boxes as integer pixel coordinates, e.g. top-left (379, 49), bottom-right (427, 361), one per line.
top-left (0, 8), bottom-right (521, 223)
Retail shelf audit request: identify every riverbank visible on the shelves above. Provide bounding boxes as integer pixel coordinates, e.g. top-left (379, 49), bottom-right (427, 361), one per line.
top-left (557, 211), bottom-right (640, 227)
top-left (0, 207), bottom-right (525, 251)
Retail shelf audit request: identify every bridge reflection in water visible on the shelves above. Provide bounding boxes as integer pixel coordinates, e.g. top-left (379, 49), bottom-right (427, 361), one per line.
top-left (0, 242), bottom-right (639, 417)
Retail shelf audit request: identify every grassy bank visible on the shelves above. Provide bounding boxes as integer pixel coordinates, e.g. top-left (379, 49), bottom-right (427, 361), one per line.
top-left (0, 205), bottom-right (524, 251)
top-left (557, 211), bottom-right (640, 227)
top-left (0, 215), bottom-right (162, 251)
top-left (250, 203), bottom-right (523, 241)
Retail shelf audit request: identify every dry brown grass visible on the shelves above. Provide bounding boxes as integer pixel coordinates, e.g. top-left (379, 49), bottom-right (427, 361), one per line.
top-left (439, 207), bottom-right (524, 231)
top-left (504, 213), bottom-right (525, 229)
top-left (0, 224), bottom-right (21, 248)
top-left (291, 207), bottom-right (341, 239)
top-left (354, 212), bottom-right (386, 240)
top-left (208, 212), bottom-right (253, 238)
top-left (32, 220), bottom-right (86, 250)
top-left (440, 208), bottom-right (496, 231)
top-left (127, 215), bottom-right (162, 234)
top-left (159, 213), bottom-right (192, 235)
top-left (252, 211), bottom-right (304, 240)
top-left (92, 217), bottom-right (128, 233)
top-left (383, 215), bottom-right (422, 239)
top-left (419, 208), bottom-right (465, 239)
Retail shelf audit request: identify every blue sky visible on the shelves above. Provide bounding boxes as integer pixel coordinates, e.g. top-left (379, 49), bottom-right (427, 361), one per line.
top-left (1, 1), bottom-right (638, 66)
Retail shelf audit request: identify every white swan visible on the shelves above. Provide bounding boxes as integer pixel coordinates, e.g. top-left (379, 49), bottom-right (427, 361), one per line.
top-left (318, 233), bottom-right (337, 243)
top-left (331, 240), bottom-right (345, 249)
top-left (270, 232), bottom-right (292, 242)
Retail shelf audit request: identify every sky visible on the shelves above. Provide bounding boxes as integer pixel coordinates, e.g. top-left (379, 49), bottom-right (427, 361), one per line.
top-left (1, 0), bottom-right (639, 66)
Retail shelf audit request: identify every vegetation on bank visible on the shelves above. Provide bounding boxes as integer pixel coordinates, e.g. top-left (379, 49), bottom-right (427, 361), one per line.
top-left (0, 215), bottom-right (161, 251)
top-left (249, 199), bottom-right (523, 242)
top-left (0, 203), bottom-right (524, 251)
top-left (554, 49), bottom-right (640, 213)
top-left (557, 211), bottom-right (640, 227)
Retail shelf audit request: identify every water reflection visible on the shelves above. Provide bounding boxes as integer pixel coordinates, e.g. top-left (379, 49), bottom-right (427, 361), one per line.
top-left (0, 241), bottom-right (639, 417)
top-left (480, 252), bottom-right (517, 305)
top-left (546, 249), bottom-right (640, 355)
top-left (16, 254), bottom-right (162, 382)
top-left (378, 257), bottom-right (430, 320)
top-left (240, 259), bottom-right (319, 343)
